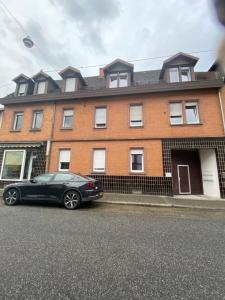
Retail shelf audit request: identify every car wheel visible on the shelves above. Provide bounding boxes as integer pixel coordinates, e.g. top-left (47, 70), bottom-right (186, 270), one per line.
top-left (63, 190), bottom-right (81, 210)
top-left (4, 188), bottom-right (19, 206)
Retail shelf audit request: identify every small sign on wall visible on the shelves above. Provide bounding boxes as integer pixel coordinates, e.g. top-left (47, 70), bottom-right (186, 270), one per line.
top-left (165, 172), bottom-right (172, 177)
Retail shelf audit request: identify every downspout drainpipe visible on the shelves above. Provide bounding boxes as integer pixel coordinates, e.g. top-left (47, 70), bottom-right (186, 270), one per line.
top-left (218, 88), bottom-right (225, 135)
top-left (46, 101), bottom-right (56, 171)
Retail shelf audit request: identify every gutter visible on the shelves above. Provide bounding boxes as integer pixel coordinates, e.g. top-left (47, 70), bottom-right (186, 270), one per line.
top-left (218, 89), bottom-right (225, 134)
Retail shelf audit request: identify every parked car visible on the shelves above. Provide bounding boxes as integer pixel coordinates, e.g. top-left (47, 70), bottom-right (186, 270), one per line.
top-left (3, 172), bottom-right (103, 209)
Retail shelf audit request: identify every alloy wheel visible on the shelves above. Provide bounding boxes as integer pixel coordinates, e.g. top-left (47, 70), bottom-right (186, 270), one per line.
top-left (64, 191), bottom-right (80, 209)
top-left (4, 189), bottom-right (18, 205)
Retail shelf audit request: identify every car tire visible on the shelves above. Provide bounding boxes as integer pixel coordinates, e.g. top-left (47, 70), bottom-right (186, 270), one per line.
top-left (63, 190), bottom-right (81, 210)
top-left (4, 188), bottom-right (19, 206)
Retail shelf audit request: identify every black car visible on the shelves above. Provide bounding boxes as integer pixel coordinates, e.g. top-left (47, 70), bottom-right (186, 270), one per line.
top-left (3, 172), bottom-right (104, 209)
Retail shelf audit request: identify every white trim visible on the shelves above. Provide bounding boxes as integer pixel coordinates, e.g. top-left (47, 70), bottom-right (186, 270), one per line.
top-left (130, 149), bottom-right (144, 173)
top-left (0, 149), bottom-right (26, 181)
top-left (177, 164), bottom-right (191, 194)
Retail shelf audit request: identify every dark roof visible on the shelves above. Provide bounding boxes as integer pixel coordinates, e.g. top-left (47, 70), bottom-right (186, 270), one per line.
top-left (103, 58), bottom-right (134, 71)
top-left (13, 73), bottom-right (31, 83)
top-left (1, 79), bottom-right (222, 106)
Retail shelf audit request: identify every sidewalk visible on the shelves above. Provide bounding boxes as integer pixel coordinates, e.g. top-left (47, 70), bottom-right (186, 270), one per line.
top-left (99, 193), bottom-right (225, 210)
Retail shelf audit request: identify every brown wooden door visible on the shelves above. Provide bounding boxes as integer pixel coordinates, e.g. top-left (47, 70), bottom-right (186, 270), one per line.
top-left (177, 165), bottom-right (191, 194)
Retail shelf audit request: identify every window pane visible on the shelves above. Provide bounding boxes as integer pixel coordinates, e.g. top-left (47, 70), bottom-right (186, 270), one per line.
top-left (93, 149), bottom-right (105, 172)
top-left (37, 81), bottom-right (46, 94)
top-left (109, 74), bottom-right (118, 88)
top-left (14, 113), bottom-right (23, 130)
top-left (34, 173), bottom-right (54, 182)
top-left (185, 103), bottom-right (199, 124)
top-left (169, 68), bottom-right (179, 83)
top-left (33, 112), bottom-right (43, 129)
top-left (169, 103), bottom-right (183, 125)
top-left (95, 107), bottom-right (106, 127)
top-left (130, 149), bottom-right (143, 172)
top-left (18, 83), bottom-right (26, 96)
top-left (54, 173), bottom-right (74, 181)
top-left (63, 110), bottom-right (74, 128)
top-left (130, 105), bottom-right (143, 126)
top-left (181, 67), bottom-right (191, 82)
top-left (119, 73), bottom-right (128, 87)
top-left (65, 78), bottom-right (76, 92)
top-left (59, 150), bottom-right (71, 171)
top-left (1, 151), bottom-right (25, 180)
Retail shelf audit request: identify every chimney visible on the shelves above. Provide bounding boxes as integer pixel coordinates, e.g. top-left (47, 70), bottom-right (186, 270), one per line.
top-left (99, 68), bottom-right (104, 78)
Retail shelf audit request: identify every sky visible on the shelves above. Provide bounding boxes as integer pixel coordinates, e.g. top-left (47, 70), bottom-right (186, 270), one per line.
top-left (0, 0), bottom-right (224, 97)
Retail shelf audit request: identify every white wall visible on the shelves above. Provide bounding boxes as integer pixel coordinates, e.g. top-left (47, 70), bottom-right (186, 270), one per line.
top-left (199, 149), bottom-right (220, 198)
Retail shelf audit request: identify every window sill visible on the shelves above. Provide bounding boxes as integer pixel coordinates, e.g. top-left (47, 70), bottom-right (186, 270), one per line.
top-left (94, 126), bottom-right (107, 129)
top-left (170, 122), bottom-right (203, 126)
top-left (60, 127), bottom-right (73, 130)
top-left (30, 128), bottom-right (41, 132)
top-left (10, 130), bottom-right (21, 133)
top-left (129, 125), bottom-right (144, 128)
top-left (91, 172), bottom-right (106, 175)
top-left (129, 172), bottom-right (146, 175)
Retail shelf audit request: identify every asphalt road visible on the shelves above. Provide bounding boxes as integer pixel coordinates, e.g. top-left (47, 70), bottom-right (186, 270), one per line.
top-left (0, 201), bottom-right (225, 300)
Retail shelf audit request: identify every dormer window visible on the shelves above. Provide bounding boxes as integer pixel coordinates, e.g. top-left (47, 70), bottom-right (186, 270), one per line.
top-left (18, 83), bottom-right (27, 96)
top-left (65, 78), bottom-right (76, 92)
top-left (37, 81), bottom-right (46, 94)
top-left (169, 66), bottom-right (191, 83)
top-left (109, 72), bottom-right (128, 88)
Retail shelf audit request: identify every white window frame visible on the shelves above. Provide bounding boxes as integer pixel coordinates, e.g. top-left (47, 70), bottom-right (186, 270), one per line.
top-left (109, 72), bottom-right (128, 88)
top-left (185, 102), bottom-right (199, 124)
top-left (37, 81), bottom-right (46, 94)
top-left (169, 103), bottom-right (183, 125)
top-left (130, 104), bottom-right (143, 127)
top-left (180, 67), bottom-right (191, 82)
top-left (0, 150), bottom-right (26, 181)
top-left (130, 149), bottom-right (144, 173)
top-left (32, 111), bottom-right (43, 129)
top-left (18, 83), bottom-right (27, 96)
top-left (13, 112), bottom-right (23, 130)
top-left (169, 68), bottom-right (179, 83)
top-left (62, 109), bottom-right (74, 128)
top-left (93, 149), bottom-right (106, 173)
top-left (58, 150), bottom-right (71, 171)
top-left (65, 78), bottom-right (77, 92)
top-left (95, 107), bottom-right (107, 128)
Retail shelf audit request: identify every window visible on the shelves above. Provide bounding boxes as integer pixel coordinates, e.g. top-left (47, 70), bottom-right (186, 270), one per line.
top-left (63, 109), bottom-right (74, 128)
top-left (109, 72), bottom-right (128, 88)
top-left (53, 173), bottom-right (74, 181)
top-left (93, 149), bottom-right (105, 173)
top-left (130, 149), bottom-right (144, 173)
top-left (32, 111), bottom-right (43, 129)
top-left (58, 150), bottom-right (71, 171)
top-left (185, 102), bottom-right (199, 124)
top-left (169, 103), bottom-right (183, 125)
top-left (169, 68), bottom-right (179, 83)
top-left (169, 101), bottom-right (200, 125)
top-left (13, 112), bottom-right (23, 130)
top-left (33, 173), bottom-right (54, 182)
top-left (65, 78), bottom-right (76, 92)
top-left (130, 105), bottom-right (143, 127)
top-left (0, 150), bottom-right (26, 180)
top-left (18, 83), bottom-right (27, 96)
top-left (37, 81), bottom-right (46, 94)
top-left (95, 107), bottom-right (107, 128)
top-left (181, 67), bottom-right (191, 82)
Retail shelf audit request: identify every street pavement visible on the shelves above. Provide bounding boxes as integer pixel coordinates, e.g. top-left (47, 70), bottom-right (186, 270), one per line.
top-left (0, 201), bottom-right (225, 299)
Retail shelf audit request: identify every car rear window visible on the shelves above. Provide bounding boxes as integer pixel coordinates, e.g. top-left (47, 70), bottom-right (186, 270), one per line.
top-left (53, 173), bottom-right (75, 181)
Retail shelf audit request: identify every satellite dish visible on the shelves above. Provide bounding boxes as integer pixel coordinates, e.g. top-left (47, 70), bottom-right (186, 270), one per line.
top-left (23, 36), bottom-right (34, 48)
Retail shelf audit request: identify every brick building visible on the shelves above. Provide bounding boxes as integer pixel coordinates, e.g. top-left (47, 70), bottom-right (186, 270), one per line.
top-left (0, 52), bottom-right (225, 198)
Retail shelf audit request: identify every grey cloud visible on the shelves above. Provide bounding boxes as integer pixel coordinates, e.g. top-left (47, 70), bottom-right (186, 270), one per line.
top-left (50, 0), bottom-right (120, 53)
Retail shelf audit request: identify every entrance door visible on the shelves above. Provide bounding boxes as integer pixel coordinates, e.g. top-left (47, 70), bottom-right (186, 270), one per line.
top-left (177, 165), bottom-right (191, 194)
